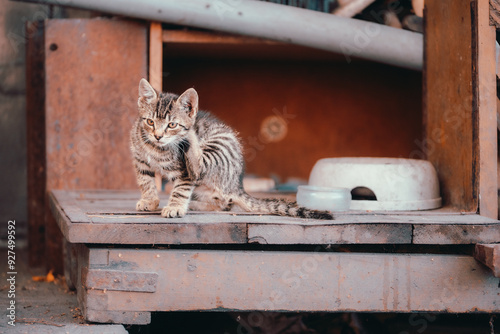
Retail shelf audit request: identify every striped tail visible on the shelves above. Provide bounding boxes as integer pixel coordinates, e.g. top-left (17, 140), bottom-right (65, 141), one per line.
top-left (233, 191), bottom-right (334, 220)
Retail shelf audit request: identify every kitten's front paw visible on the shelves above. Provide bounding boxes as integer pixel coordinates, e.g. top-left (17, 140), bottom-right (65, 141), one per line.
top-left (136, 198), bottom-right (160, 211)
top-left (161, 205), bottom-right (187, 218)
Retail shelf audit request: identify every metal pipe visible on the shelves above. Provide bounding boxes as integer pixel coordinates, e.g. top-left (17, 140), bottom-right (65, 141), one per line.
top-left (17, 0), bottom-right (423, 70)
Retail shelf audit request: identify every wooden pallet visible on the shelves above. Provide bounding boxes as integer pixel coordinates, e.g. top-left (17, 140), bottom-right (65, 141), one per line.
top-left (50, 190), bottom-right (500, 324)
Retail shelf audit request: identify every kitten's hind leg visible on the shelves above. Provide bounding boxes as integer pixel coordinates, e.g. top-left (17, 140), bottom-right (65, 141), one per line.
top-left (162, 177), bottom-right (195, 218)
top-left (189, 186), bottom-right (230, 212)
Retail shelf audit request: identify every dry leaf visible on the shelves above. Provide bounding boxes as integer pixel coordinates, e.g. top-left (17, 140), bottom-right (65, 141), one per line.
top-left (32, 269), bottom-right (55, 282)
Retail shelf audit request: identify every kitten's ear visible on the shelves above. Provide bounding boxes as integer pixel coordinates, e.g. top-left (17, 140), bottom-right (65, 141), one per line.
top-left (177, 88), bottom-right (198, 118)
top-left (138, 78), bottom-right (157, 105)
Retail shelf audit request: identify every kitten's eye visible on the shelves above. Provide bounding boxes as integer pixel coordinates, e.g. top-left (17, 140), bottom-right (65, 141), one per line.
top-left (168, 122), bottom-right (178, 129)
top-left (146, 119), bottom-right (154, 126)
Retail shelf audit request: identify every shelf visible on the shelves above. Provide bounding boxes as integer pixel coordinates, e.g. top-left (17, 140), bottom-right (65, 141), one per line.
top-left (161, 29), bottom-right (349, 61)
top-left (50, 190), bottom-right (500, 246)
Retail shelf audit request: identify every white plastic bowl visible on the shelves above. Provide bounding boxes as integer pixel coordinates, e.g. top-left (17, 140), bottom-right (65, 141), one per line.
top-left (297, 185), bottom-right (351, 212)
top-left (309, 157), bottom-right (442, 211)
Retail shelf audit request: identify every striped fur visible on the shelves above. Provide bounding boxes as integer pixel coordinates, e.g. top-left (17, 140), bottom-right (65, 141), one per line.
top-left (130, 79), bottom-right (333, 220)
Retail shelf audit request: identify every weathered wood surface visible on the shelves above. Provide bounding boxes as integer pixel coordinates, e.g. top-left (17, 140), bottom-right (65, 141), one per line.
top-left (474, 243), bottom-right (500, 277)
top-left (78, 246), bottom-right (500, 324)
top-left (50, 190), bottom-right (500, 245)
top-left (477, 0), bottom-right (498, 219)
top-left (424, 0), bottom-right (475, 212)
top-left (424, 0), bottom-right (497, 218)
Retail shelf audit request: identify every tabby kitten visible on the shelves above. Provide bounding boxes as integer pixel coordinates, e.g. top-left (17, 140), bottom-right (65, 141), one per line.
top-left (130, 79), bottom-right (333, 220)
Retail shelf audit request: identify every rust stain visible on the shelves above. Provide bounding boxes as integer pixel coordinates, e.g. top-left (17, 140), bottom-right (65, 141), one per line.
top-left (215, 296), bottom-right (223, 308)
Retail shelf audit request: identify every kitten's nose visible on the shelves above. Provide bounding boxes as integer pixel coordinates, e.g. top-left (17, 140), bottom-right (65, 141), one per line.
top-left (154, 134), bottom-right (162, 141)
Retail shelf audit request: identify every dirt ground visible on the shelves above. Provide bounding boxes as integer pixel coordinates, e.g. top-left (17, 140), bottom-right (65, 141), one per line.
top-left (0, 246), bottom-right (126, 333)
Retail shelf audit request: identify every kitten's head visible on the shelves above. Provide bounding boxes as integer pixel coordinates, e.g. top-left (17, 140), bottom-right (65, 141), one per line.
top-left (137, 78), bottom-right (198, 147)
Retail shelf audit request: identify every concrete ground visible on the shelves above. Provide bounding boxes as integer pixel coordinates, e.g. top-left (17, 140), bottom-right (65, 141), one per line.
top-left (0, 246), bottom-right (126, 333)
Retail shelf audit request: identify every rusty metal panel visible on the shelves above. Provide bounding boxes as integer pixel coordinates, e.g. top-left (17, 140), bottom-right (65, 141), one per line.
top-left (44, 18), bottom-right (147, 191)
top-left (78, 247), bottom-right (500, 317)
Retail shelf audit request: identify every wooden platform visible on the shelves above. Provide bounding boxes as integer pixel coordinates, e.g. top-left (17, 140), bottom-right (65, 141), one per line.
top-left (50, 190), bottom-right (500, 324)
top-left (51, 190), bottom-right (500, 246)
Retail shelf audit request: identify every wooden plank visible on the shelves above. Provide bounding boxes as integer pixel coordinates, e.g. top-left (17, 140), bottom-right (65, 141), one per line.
top-left (476, 0), bottom-right (498, 218)
top-left (51, 190), bottom-right (91, 223)
top-left (424, 0), bottom-right (476, 212)
top-left (26, 21), bottom-right (47, 267)
top-left (49, 190), bottom-right (500, 245)
top-left (63, 239), bottom-right (78, 290)
top-left (248, 223), bottom-right (412, 244)
top-left (66, 223), bottom-right (247, 245)
top-left (72, 209), bottom-right (500, 226)
top-left (162, 29), bottom-right (278, 45)
top-left (474, 243), bottom-right (500, 277)
top-left (83, 268), bottom-right (158, 292)
top-left (81, 248), bottom-right (500, 313)
top-left (84, 212), bottom-right (498, 226)
top-left (413, 224), bottom-right (500, 244)
top-left (85, 309), bottom-right (151, 325)
top-left (48, 191), bottom-right (72, 242)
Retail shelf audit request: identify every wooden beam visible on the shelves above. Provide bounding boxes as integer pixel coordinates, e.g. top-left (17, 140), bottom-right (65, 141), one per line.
top-left (78, 247), bottom-right (500, 322)
top-left (476, 0), bottom-right (498, 219)
top-left (474, 243), bottom-right (500, 277)
top-left (424, 0), bottom-right (498, 217)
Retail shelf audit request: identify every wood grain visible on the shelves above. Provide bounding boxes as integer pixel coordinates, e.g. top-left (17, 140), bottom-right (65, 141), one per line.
top-left (476, 0), bottom-right (498, 218)
top-left (474, 243), bottom-right (500, 277)
top-left (49, 190), bottom-right (500, 245)
top-left (82, 247), bottom-right (500, 314)
top-left (424, 0), bottom-right (475, 212)
top-left (424, 0), bottom-right (497, 218)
